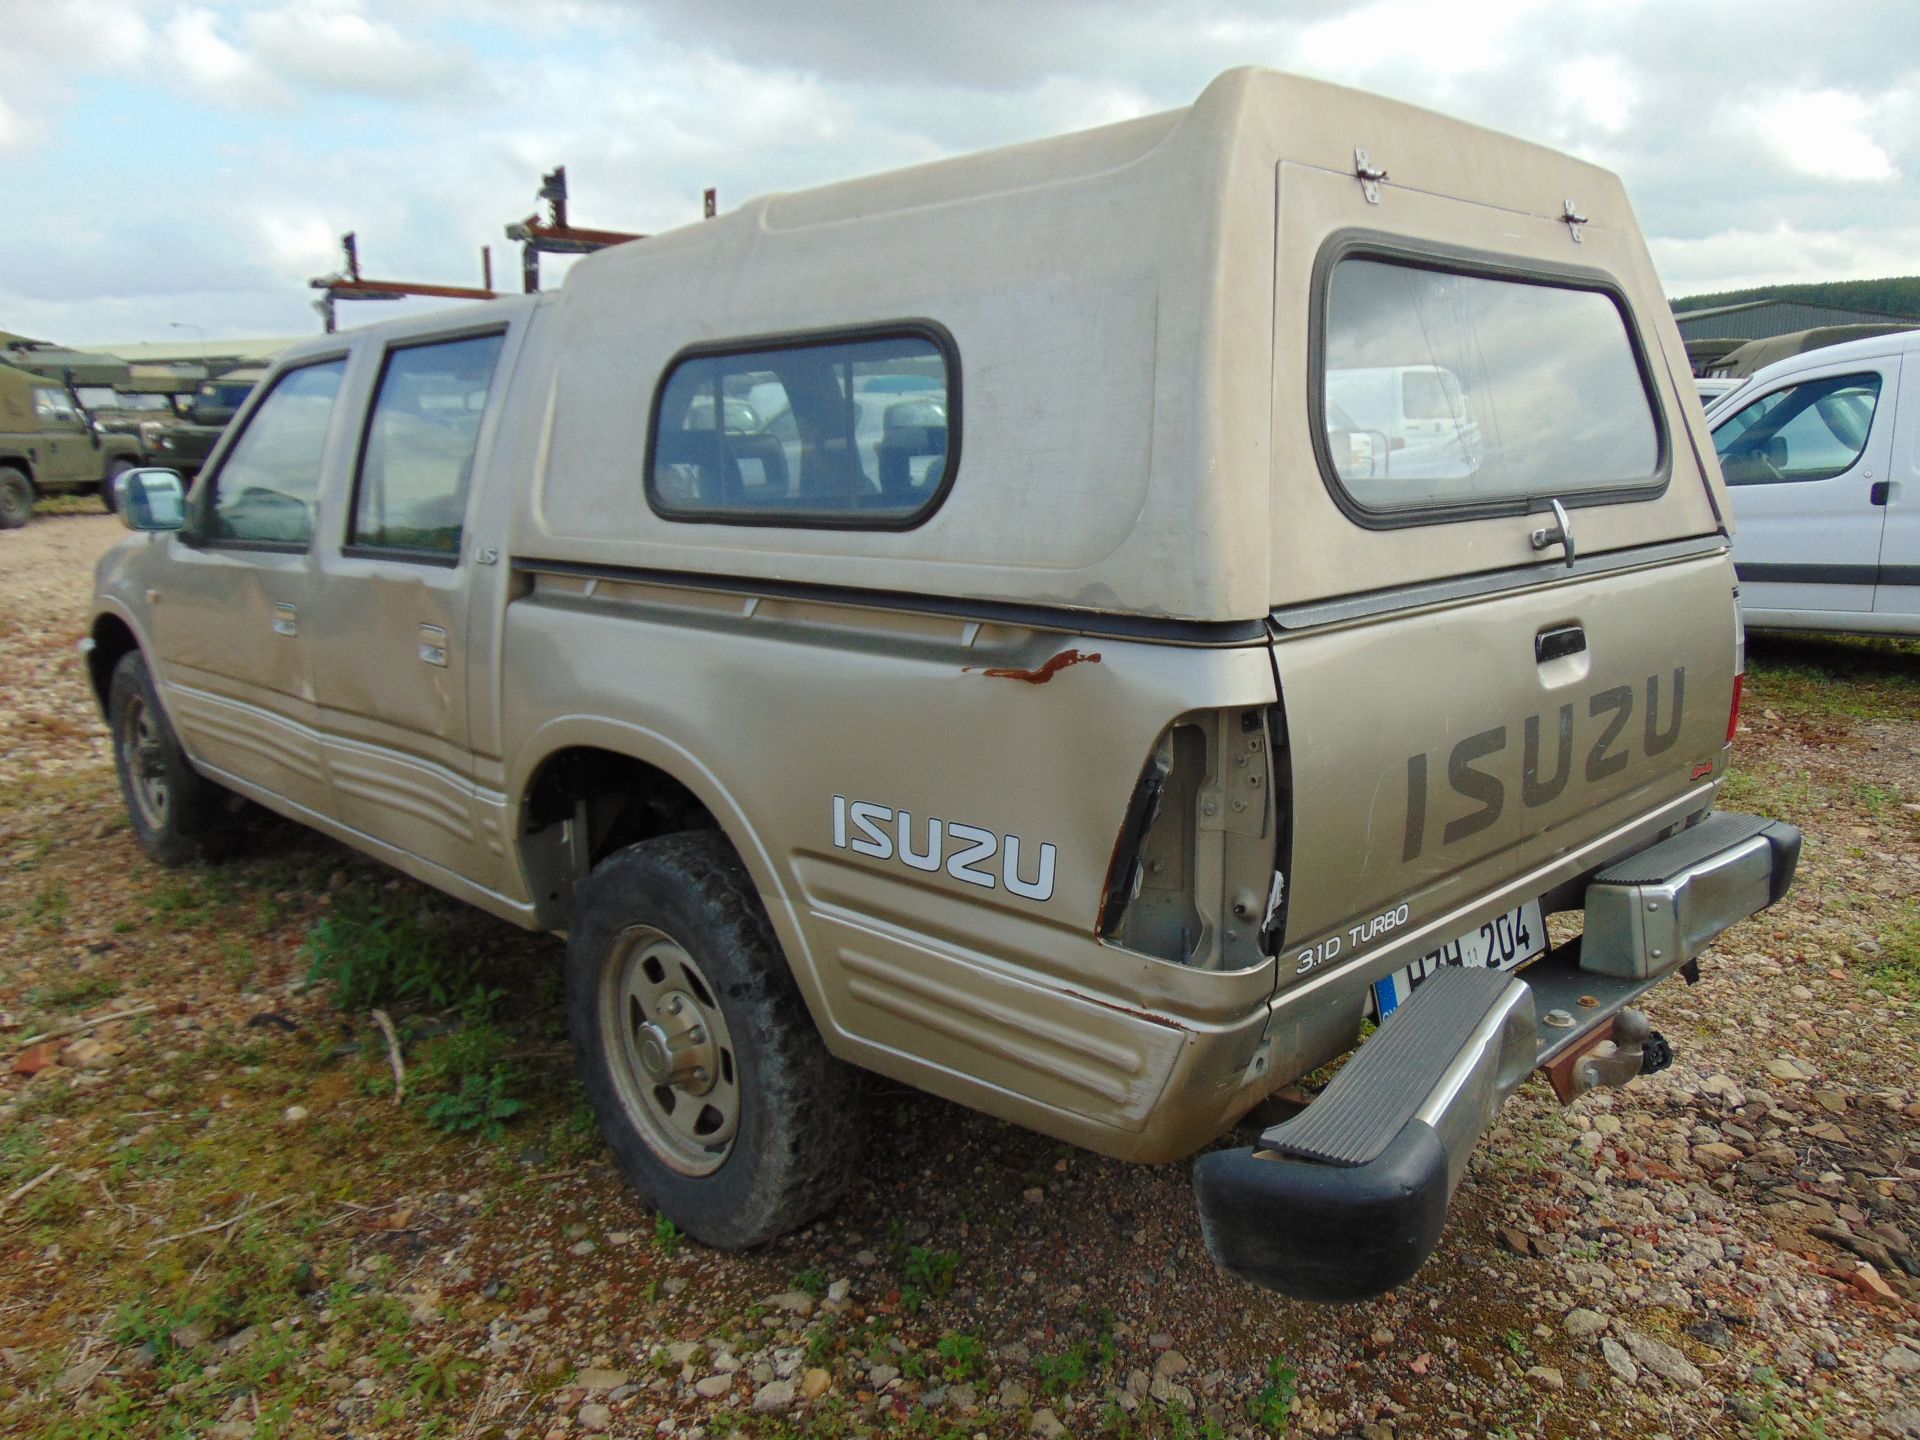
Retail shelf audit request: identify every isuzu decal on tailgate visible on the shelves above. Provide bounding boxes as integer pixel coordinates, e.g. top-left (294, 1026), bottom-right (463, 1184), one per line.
top-left (1402, 668), bottom-right (1686, 860)
top-left (831, 796), bottom-right (1058, 901)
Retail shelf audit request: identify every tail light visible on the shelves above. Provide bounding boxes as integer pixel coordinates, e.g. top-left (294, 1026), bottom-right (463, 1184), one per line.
top-left (1727, 603), bottom-right (1746, 745)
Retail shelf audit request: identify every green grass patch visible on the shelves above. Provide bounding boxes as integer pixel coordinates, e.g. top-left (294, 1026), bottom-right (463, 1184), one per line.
top-left (1746, 635), bottom-right (1920, 724)
top-left (1868, 900), bottom-right (1920, 999)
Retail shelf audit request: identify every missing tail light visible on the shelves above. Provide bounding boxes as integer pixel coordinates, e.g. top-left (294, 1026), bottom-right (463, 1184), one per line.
top-left (1097, 706), bottom-right (1290, 970)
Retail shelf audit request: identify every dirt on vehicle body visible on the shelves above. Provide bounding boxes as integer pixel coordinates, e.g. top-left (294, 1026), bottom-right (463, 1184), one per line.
top-left (87, 68), bottom-right (1797, 1301)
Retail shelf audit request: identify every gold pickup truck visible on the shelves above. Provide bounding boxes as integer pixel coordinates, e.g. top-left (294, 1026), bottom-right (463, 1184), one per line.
top-left (87, 68), bottom-right (1798, 1302)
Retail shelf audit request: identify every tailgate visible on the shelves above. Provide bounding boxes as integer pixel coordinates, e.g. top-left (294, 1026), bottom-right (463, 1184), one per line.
top-left (1271, 549), bottom-right (1737, 980)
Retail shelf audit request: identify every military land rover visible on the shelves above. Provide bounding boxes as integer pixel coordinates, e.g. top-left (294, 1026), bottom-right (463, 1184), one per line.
top-left (87, 70), bottom-right (1799, 1301)
top-left (148, 366), bottom-right (266, 477)
top-left (0, 360), bottom-right (143, 527)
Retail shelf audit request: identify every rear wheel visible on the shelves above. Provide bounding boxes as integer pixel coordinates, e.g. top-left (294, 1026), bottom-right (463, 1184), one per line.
top-left (566, 830), bottom-right (865, 1248)
top-left (108, 651), bottom-right (232, 865)
top-left (0, 467), bottom-right (32, 529)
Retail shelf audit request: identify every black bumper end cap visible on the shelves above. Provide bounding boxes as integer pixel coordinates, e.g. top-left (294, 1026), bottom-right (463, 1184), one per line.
top-left (1759, 819), bottom-right (1802, 908)
top-left (1193, 1120), bottom-right (1450, 1304)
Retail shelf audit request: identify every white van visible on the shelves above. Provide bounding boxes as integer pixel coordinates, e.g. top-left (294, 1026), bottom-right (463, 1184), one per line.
top-left (1323, 363), bottom-right (1479, 484)
top-left (1707, 328), bottom-right (1920, 635)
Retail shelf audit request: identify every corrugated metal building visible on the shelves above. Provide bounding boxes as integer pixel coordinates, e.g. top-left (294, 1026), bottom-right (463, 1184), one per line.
top-left (1673, 298), bottom-right (1920, 341)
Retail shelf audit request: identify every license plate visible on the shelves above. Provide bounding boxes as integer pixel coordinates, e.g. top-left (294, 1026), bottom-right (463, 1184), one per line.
top-left (1371, 900), bottom-right (1545, 1020)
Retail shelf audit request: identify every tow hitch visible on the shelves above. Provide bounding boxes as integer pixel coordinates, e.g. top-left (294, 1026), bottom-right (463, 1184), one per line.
top-left (1540, 1007), bottom-right (1673, 1104)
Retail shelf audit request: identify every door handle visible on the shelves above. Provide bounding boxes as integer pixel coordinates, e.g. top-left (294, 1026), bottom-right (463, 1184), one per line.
top-left (271, 602), bottom-right (298, 636)
top-left (418, 624), bottom-right (449, 668)
top-left (1530, 498), bottom-right (1577, 568)
top-left (1870, 480), bottom-right (1890, 506)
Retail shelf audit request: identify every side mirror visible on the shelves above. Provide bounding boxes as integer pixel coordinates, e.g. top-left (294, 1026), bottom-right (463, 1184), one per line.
top-left (1329, 428), bottom-right (1392, 480)
top-left (115, 468), bottom-right (187, 532)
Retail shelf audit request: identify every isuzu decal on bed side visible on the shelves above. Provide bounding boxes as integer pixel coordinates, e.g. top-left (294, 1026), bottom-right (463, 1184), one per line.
top-left (831, 796), bottom-right (1058, 901)
top-left (1402, 668), bottom-right (1686, 861)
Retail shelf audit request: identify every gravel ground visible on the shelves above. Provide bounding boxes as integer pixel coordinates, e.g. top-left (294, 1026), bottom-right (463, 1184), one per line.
top-left (1, 511), bottom-right (1917, 1440)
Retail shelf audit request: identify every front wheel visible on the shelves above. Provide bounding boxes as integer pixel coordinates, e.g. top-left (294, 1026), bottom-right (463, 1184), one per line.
top-left (108, 651), bottom-right (233, 865)
top-left (566, 831), bottom-right (865, 1248)
top-left (0, 467), bottom-right (32, 529)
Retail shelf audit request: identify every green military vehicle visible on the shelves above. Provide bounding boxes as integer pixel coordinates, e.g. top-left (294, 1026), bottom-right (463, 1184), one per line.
top-left (147, 366), bottom-right (266, 477)
top-left (0, 361), bottom-right (143, 527)
top-left (75, 367), bottom-right (200, 471)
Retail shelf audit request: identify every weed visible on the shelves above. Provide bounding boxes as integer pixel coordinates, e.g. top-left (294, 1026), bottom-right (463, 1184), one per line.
top-left (1868, 901), bottom-right (1920, 999)
top-left (654, 1214), bottom-right (683, 1257)
top-left (794, 1264), bottom-right (830, 1298)
top-left (29, 971), bottom-right (120, 1012)
top-left (1502, 1328), bottom-right (1530, 1359)
top-left (1249, 1356), bottom-right (1298, 1434)
top-left (804, 1321), bottom-right (835, 1367)
top-left (409, 1344), bottom-right (481, 1402)
top-left (422, 1069), bottom-right (525, 1139)
top-left (901, 1245), bottom-right (958, 1312)
top-left (934, 1330), bottom-right (986, 1381)
top-left (304, 889), bottom-right (494, 1012)
top-left (27, 880), bottom-right (68, 930)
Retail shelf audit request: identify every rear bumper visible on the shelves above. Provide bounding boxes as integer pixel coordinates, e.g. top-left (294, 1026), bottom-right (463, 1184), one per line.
top-left (1194, 811), bottom-right (1800, 1303)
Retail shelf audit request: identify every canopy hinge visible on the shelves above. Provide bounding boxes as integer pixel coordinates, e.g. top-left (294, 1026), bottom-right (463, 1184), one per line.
top-left (1354, 148), bottom-right (1388, 204)
top-left (1561, 197), bottom-right (1588, 243)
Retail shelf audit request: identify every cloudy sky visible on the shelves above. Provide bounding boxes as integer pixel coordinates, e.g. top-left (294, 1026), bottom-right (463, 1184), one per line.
top-left (4, 0), bottom-right (1915, 345)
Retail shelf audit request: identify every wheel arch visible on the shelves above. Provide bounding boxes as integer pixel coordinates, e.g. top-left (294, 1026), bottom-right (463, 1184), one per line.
top-left (508, 720), bottom-right (821, 1009)
top-left (86, 605), bottom-right (150, 718)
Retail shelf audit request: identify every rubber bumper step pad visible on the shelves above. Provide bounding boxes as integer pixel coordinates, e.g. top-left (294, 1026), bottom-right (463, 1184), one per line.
top-left (1592, 810), bottom-right (1800, 905)
top-left (1263, 964), bottom-right (1514, 1168)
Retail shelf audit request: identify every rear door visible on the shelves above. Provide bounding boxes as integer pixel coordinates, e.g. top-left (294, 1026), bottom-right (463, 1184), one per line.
top-left (1266, 161), bottom-right (1736, 989)
top-left (1712, 354), bottom-right (1899, 617)
top-left (308, 325), bottom-right (512, 888)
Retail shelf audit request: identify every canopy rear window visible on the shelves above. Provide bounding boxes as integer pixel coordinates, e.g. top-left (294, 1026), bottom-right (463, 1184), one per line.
top-left (1317, 253), bottom-right (1663, 523)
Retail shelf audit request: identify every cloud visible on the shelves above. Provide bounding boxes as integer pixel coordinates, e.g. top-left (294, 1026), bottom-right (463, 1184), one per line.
top-left (160, 6), bottom-right (288, 108)
top-left (1745, 89), bottom-right (1897, 183)
top-left (8, 0), bottom-right (1920, 342)
top-left (245, 1), bottom-right (484, 100)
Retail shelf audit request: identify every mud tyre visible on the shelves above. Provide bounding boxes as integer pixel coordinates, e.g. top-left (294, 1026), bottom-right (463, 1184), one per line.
top-left (0, 467), bottom-right (32, 529)
top-left (108, 651), bottom-right (232, 866)
top-left (566, 830), bottom-right (865, 1249)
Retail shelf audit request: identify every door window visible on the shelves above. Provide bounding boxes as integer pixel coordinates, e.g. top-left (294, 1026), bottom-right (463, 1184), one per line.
top-left (207, 359), bottom-right (346, 546)
top-left (32, 388), bottom-right (82, 424)
top-left (1711, 373), bottom-right (1882, 486)
top-left (350, 332), bottom-right (505, 558)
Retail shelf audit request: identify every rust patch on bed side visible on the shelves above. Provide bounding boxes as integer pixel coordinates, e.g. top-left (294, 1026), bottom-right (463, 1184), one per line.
top-left (979, 649), bottom-right (1103, 685)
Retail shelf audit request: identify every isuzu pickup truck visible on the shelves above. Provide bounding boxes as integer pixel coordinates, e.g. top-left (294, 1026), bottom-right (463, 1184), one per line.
top-left (88, 68), bottom-right (1798, 1301)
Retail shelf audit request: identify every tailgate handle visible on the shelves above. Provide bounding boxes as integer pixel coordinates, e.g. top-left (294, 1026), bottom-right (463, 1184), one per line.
top-left (1530, 498), bottom-right (1576, 568)
top-left (1535, 624), bottom-right (1586, 665)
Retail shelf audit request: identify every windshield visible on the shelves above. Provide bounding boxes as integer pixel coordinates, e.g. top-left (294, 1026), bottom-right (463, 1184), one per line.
top-left (194, 381), bottom-right (255, 415)
top-left (1320, 256), bottom-right (1661, 515)
top-left (76, 387), bottom-right (171, 412)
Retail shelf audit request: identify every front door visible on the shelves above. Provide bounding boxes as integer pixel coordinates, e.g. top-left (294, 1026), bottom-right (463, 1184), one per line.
top-left (1713, 356), bottom-right (1900, 618)
top-left (308, 329), bottom-right (509, 887)
top-left (147, 357), bottom-right (351, 814)
top-left (31, 385), bottom-right (94, 487)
